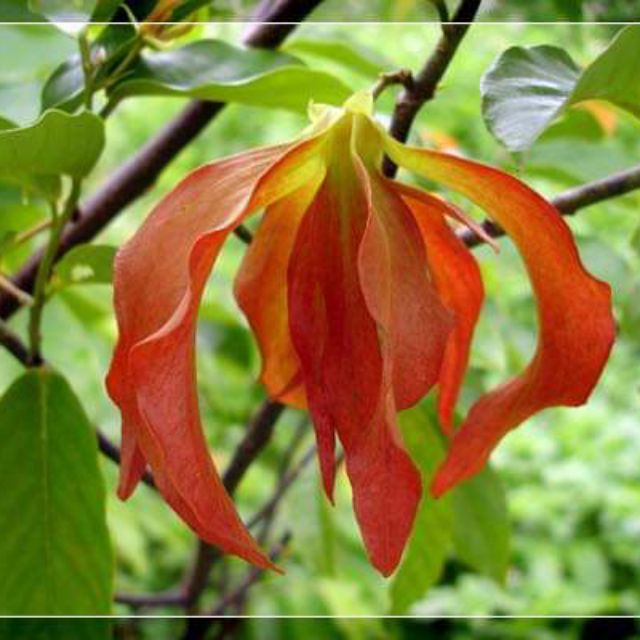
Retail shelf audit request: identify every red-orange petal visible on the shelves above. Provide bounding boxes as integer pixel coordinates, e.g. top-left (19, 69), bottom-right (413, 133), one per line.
top-left (234, 177), bottom-right (324, 410)
top-left (106, 138), bottom-right (324, 568)
top-left (385, 140), bottom-right (615, 496)
top-left (395, 182), bottom-right (484, 434)
top-left (358, 170), bottom-right (453, 411)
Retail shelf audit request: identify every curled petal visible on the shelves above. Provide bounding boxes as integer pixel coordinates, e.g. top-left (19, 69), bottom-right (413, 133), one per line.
top-left (386, 139), bottom-right (615, 495)
top-left (107, 137), bottom-right (325, 568)
top-left (396, 183), bottom-right (484, 434)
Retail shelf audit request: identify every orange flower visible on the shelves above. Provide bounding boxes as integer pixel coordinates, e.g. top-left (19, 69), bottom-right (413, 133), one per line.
top-left (106, 92), bottom-right (614, 576)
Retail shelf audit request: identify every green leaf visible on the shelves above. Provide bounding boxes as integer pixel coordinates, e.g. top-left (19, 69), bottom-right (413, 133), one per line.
top-left (0, 0), bottom-right (43, 20)
top-left (451, 465), bottom-right (510, 582)
top-left (481, 45), bottom-right (581, 152)
top-left (42, 22), bottom-right (137, 113)
top-left (0, 109), bottom-right (104, 198)
top-left (390, 402), bottom-right (453, 614)
top-left (482, 26), bottom-right (640, 152)
top-left (568, 25), bottom-right (640, 118)
top-left (283, 38), bottom-right (391, 78)
top-left (108, 40), bottom-right (353, 112)
top-left (29, 0), bottom-right (98, 23)
top-left (0, 369), bottom-right (113, 614)
top-left (0, 25), bottom-right (76, 124)
top-left (52, 244), bottom-right (116, 289)
top-left (0, 619), bottom-right (111, 640)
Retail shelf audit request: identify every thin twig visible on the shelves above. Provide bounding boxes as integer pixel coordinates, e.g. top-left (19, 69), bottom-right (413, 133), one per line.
top-left (372, 69), bottom-right (414, 100)
top-left (115, 589), bottom-right (184, 607)
top-left (28, 179), bottom-right (82, 364)
top-left (248, 444), bottom-right (316, 531)
top-left (383, 0), bottom-right (483, 177)
top-left (207, 532), bottom-right (292, 617)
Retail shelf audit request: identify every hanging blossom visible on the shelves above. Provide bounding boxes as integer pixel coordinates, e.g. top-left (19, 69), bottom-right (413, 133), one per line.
top-left (106, 92), bottom-right (614, 576)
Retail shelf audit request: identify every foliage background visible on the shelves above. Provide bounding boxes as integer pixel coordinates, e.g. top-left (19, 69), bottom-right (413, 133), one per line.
top-left (0, 11), bottom-right (639, 640)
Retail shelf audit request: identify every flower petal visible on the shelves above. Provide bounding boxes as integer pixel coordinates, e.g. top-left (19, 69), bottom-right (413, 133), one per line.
top-left (287, 133), bottom-right (423, 575)
top-left (396, 183), bottom-right (484, 434)
top-left (386, 139), bottom-right (615, 495)
top-left (234, 176), bottom-right (325, 409)
top-left (107, 137), bottom-right (324, 568)
top-left (357, 173), bottom-right (453, 411)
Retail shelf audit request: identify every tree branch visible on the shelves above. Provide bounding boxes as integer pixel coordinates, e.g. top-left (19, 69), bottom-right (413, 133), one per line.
top-left (382, 0), bottom-right (482, 177)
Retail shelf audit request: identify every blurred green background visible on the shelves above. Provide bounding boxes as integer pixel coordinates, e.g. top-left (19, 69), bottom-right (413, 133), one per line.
top-left (0, 17), bottom-right (639, 640)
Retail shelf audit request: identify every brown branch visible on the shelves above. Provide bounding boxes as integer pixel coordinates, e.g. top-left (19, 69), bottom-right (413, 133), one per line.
top-left (0, 0), bottom-right (322, 322)
top-left (382, 0), bottom-right (483, 178)
top-left (460, 162), bottom-right (640, 248)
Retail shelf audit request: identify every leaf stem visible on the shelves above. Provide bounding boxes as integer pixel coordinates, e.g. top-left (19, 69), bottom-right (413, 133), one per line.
top-left (79, 29), bottom-right (95, 110)
top-left (28, 179), bottom-right (82, 365)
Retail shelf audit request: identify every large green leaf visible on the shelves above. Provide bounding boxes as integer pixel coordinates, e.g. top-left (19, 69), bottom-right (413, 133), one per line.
top-left (0, 25), bottom-right (76, 124)
top-left (569, 25), bottom-right (640, 118)
top-left (41, 22), bottom-right (137, 113)
top-left (482, 26), bottom-right (640, 152)
top-left (481, 45), bottom-right (580, 152)
top-left (283, 38), bottom-right (391, 78)
top-left (390, 403), bottom-right (453, 614)
top-left (0, 109), bottom-right (104, 198)
top-left (0, 369), bottom-right (113, 614)
top-left (451, 465), bottom-right (510, 583)
top-left (108, 40), bottom-right (352, 112)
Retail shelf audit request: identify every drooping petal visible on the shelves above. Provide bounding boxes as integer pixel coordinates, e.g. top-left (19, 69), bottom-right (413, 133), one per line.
top-left (356, 170), bottom-right (453, 411)
top-left (234, 175), bottom-right (325, 410)
top-left (287, 118), bottom-right (424, 575)
top-left (385, 138), bottom-right (615, 495)
top-left (106, 137), bottom-right (325, 568)
top-left (395, 182), bottom-right (484, 433)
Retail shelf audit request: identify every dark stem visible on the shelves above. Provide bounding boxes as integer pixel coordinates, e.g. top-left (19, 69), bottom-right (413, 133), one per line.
top-left (382, 0), bottom-right (483, 177)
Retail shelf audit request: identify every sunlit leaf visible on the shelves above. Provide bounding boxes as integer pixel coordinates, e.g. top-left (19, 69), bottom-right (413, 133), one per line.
top-left (482, 26), bottom-right (640, 152)
top-left (481, 45), bottom-right (580, 152)
top-left (0, 369), bottom-right (113, 614)
top-left (569, 25), bottom-right (640, 118)
top-left (42, 22), bottom-right (137, 112)
top-left (108, 40), bottom-right (352, 112)
top-left (0, 109), bottom-right (104, 199)
top-left (0, 25), bottom-right (76, 124)
top-left (283, 38), bottom-right (391, 78)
